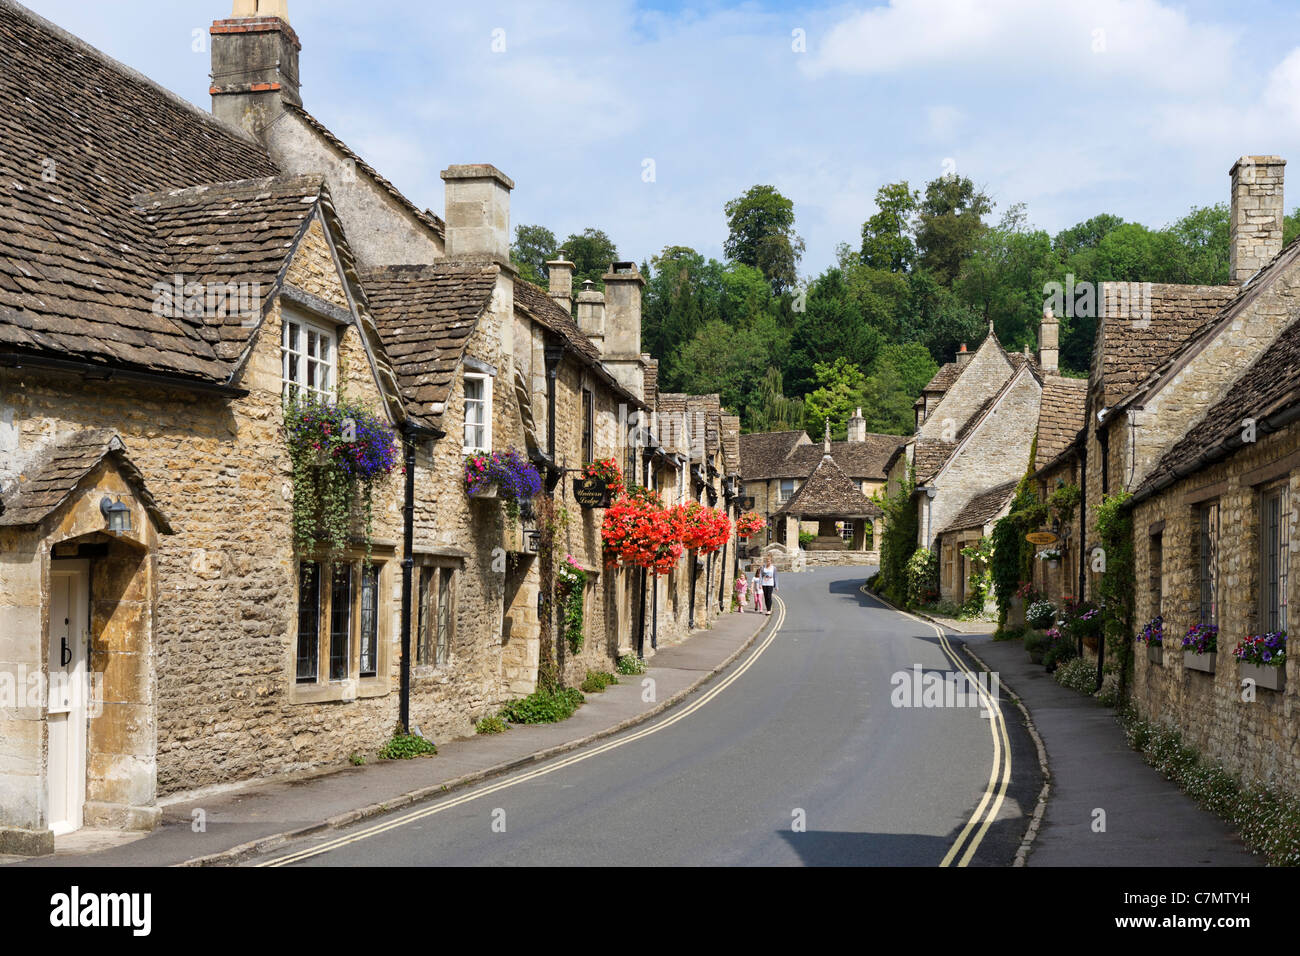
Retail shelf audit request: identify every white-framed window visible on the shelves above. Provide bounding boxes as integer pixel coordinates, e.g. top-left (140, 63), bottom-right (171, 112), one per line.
top-left (778, 478), bottom-right (796, 503)
top-left (464, 373), bottom-right (492, 453)
top-left (281, 311), bottom-right (336, 403)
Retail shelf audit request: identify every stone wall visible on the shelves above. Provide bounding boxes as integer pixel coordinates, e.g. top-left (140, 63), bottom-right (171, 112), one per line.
top-left (919, 337), bottom-right (1010, 445)
top-left (1131, 421), bottom-right (1300, 796)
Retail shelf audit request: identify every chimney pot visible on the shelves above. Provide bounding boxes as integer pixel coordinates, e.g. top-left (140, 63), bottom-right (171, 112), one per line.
top-left (545, 253), bottom-right (574, 313)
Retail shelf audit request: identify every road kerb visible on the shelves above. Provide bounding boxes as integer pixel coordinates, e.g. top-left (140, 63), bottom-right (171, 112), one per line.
top-left (179, 611), bottom-right (778, 867)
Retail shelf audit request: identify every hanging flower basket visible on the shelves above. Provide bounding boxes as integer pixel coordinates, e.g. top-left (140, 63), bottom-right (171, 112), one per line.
top-left (736, 511), bottom-right (765, 539)
top-left (284, 396), bottom-right (399, 565)
top-left (582, 458), bottom-right (625, 501)
top-left (600, 487), bottom-right (684, 575)
top-left (671, 501), bottom-right (731, 554)
top-left (464, 449), bottom-right (542, 522)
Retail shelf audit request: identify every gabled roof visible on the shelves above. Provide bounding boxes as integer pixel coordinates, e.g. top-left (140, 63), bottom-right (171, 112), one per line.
top-left (941, 479), bottom-right (1018, 535)
top-left (0, 0), bottom-right (284, 383)
top-left (284, 103), bottom-right (445, 241)
top-left (1134, 312), bottom-right (1300, 501)
top-left (1095, 282), bottom-right (1238, 409)
top-left (780, 435), bottom-right (904, 481)
top-left (1035, 375), bottom-right (1089, 469)
top-left (659, 393), bottom-right (723, 460)
top-left (360, 262), bottom-right (499, 430)
top-left (0, 429), bottom-right (170, 531)
top-left (739, 430), bottom-right (808, 478)
top-left (913, 438), bottom-right (957, 481)
top-left (774, 453), bottom-right (882, 519)
top-left (1110, 240), bottom-right (1300, 422)
top-left (924, 361), bottom-right (963, 393)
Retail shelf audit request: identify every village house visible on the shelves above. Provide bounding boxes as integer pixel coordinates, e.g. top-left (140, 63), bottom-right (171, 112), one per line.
top-left (0, 0), bottom-right (707, 854)
top-left (738, 412), bottom-right (900, 565)
top-left (1069, 155), bottom-right (1300, 795)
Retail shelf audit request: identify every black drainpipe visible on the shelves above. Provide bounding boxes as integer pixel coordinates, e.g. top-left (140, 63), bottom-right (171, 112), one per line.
top-left (1076, 444), bottom-right (1088, 661)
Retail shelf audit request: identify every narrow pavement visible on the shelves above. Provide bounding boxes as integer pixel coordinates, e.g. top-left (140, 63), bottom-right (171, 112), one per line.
top-left (247, 566), bottom-right (1040, 867)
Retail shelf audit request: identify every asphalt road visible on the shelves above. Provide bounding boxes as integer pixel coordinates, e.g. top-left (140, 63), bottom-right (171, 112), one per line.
top-left (251, 566), bottom-right (1040, 867)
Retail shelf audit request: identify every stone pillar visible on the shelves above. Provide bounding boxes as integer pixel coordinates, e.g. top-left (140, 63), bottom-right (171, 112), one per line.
top-left (602, 263), bottom-right (646, 401)
top-left (575, 280), bottom-right (606, 352)
top-left (546, 255), bottom-right (575, 314)
top-left (847, 408), bottom-right (867, 443)
top-left (1230, 155), bottom-right (1286, 282)
top-left (440, 165), bottom-right (515, 265)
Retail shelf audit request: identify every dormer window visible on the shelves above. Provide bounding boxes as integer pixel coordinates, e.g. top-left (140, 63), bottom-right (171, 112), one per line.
top-left (282, 309), bottom-right (336, 403)
top-left (464, 372), bottom-right (492, 453)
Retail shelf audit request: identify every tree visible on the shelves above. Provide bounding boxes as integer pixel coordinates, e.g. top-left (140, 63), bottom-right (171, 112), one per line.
top-left (510, 224), bottom-right (557, 286)
top-left (860, 341), bottom-right (938, 435)
top-left (672, 317), bottom-right (787, 419)
top-left (723, 185), bottom-right (805, 293)
top-left (642, 246), bottom-right (723, 381)
top-left (861, 181), bottom-right (920, 272)
top-left (745, 367), bottom-right (804, 434)
top-left (562, 228), bottom-right (619, 288)
top-left (803, 357), bottom-right (869, 441)
top-left (785, 267), bottom-right (880, 398)
top-left (915, 174), bottom-right (993, 284)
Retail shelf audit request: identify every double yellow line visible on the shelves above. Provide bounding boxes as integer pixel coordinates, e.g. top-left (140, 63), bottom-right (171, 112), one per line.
top-left (895, 606), bottom-right (1012, 867)
top-left (259, 598), bottom-right (788, 867)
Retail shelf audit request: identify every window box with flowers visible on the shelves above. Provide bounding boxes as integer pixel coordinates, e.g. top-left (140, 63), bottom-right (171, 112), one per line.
top-left (464, 449), bottom-right (542, 523)
top-left (1234, 631), bottom-right (1287, 691)
top-left (1181, 623), bottom-right (1217, 674)
top-left (1137, 615), bottom-right (1164, 664)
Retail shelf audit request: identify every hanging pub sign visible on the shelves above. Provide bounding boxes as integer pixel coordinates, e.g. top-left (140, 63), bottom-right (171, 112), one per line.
top-left (573, 476), bottom-right (610, 509)
top-left (1025, 529), bottom-right (1060, 546)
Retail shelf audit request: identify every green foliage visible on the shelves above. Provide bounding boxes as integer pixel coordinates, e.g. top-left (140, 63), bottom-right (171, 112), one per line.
top-left (562, 227), bottom-right (620, 289)
top-left (991, 481), bottom-right (1044, 617)
top-left (915, 174), bottom-right (994, 284)
top-left (475, 715), bottom-right (509, 735)
top-left (1118, 706), bottom-right (1300, 866)
top-left (861, 181), bottom-right (919, 272)
top-left (798, 531), bottom-right (816, 548)
top-left (876, 466), bottom-right (919, 606)
top-left (498, 687), bottom-right (586, 724)
top-left (616, 654), bottom-right (647, 675)
top-left (379, 732), bottom-right (437, 759)
top-left (1055, 656), bottom-right (1097, 695)
top-left (1023, 630), bottom-right (1050, 656)
top-left (960, 536), bottom-right (994, 614)
top-left (348, 752), bottom-right (366, 766)
top-left (511, 223), bottom-right (557, 287)
top-left (803, 356), bottom-right (869, 441)
top-left (905, 547), bottom-right (939, 607)
top-left (745, 367), bottom-right (805, 435)
top-left (557, 558), bottom-right (587, 655)
top-left (580, 670), bottom-right (619, 693)
top-left (723, 184), bottom-right (805, 293)
top-left (1043, 633), bottom-right (1079, 669)
top-left (1095, 491), bottom-right (1135, 697)
top-left (1048, 483), bottom-right (1081, 524)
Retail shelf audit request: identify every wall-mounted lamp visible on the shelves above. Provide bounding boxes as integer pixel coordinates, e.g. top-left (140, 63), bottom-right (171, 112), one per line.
top-left (100, 496), bottom-right (131, 535)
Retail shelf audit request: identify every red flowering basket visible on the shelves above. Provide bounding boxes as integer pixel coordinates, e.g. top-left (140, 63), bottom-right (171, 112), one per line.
top-left (735, 511), bottom-right (765, 539)
top-left (583, 457), bottom-right (625, 501)
top-left (672, 502), bottom-right (731, 554)
top-left (600, 487), bottom-right (684, 575)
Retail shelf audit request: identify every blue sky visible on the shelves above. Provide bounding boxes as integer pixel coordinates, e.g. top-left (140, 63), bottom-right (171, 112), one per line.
top-left (21, 0), bottom-right (1300, 277)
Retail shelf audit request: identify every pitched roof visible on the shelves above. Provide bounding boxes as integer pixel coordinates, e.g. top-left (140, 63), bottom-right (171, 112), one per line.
top-left (739, 430), bottom-right (807, 478)
top-left (780, 435), bottom-right (904, 481)
top-left (285, 103), bottom-right (445, 241)
top-left (924, 361), bottom-right (963, 393)
top-left (1111, 239), bottom-right (1300, 418)
top-left (643, 358), bottom-right (659, 407)
top-left (0, 0), bottom-right (284, 382)
top-left (0, 428), bottom-right (170, 531)
top-left (659, 393), bottom-right (723, 460)
top-left (774, 453), bottom-right (882, 519)
top-left (1095, 282), bottom-right (1239, 407)
top-left (941, 479), bottom-right (1018, 534)
top-left (360, 262), bottom-right (498, 429)
top-left (1135, 312), bottom-right (1300, 499)
top-left (1035, 375), bottom-right (1089, 469)
top-left (914, 438), bottom-right (957, 481)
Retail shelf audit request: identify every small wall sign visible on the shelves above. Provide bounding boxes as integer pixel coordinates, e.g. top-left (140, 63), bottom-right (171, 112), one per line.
top-left (573, 476), bottom-right (610, 509)
top-left (1025, 530), bottom-right (1059, 546)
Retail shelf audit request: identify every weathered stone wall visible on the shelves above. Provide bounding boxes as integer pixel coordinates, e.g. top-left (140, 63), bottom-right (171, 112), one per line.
top-left (919, 337), bottom-right (1010, 444)
top-left (1132, 422), bottom-right (1300, 796)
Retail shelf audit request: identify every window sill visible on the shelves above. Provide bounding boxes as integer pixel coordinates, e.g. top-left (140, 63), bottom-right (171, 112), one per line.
top-left (288, 676), bottom-right (390, 705)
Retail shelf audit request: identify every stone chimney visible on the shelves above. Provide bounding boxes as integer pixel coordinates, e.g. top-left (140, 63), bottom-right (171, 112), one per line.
top-left (602, 262), bottom-right (647, 400)
top-left (210, 0), bottom-right (301, 137)
top-left (575, 280), bottom-right (605, 349)
top-left (439, 165), bottom-right (514, 265)
top-left (956, 343), bottom-right (971, 367)
top-left (546, 253), bottom-right (575, 313)
top-left (847, 407), bottom-right (867, 443)
top-left (1038, 306), bottom-right (1059, 375)
top-left (1230, 155), bottom-right (1286, 283)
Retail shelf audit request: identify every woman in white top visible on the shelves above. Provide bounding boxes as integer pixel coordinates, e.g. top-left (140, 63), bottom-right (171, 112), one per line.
top-left (759, 558), bottom-right (777, 616)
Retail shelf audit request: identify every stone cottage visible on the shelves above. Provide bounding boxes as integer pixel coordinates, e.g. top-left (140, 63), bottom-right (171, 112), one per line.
top-left (0, 0), bottom-right (659, 853)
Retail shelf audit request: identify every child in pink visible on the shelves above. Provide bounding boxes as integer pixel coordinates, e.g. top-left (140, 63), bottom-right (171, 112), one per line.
top-left (752, 572), bottom-right (765, 613)
top-left (735, 574), bottom-right (748, 612)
